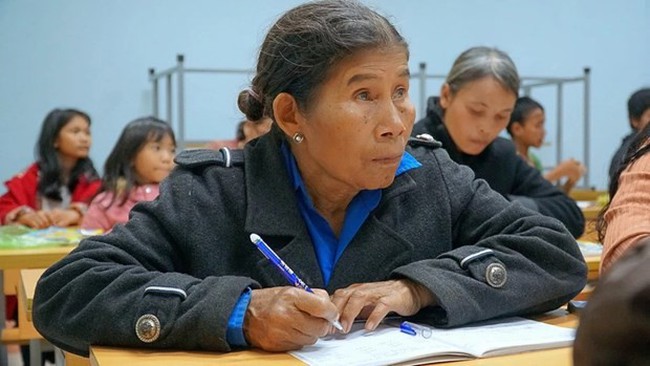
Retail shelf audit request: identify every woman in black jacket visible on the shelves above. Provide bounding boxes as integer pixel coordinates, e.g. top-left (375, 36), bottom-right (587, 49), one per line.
top-left (412, 47), bottom-right (584, 238)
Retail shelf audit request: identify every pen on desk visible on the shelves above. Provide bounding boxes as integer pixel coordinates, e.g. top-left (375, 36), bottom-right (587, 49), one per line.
top-left (249, 233), bottom-right (344, 331)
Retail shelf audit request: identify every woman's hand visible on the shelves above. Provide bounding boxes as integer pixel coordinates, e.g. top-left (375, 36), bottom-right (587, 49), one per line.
top-left (330, 279), bottom-right (435, 333)
top-left (243, 287), bottom-right (340, 351)
top-left (17, 210), bottom-right (53, 229)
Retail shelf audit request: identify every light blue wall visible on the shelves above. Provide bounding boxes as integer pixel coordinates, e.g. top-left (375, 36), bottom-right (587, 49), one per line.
top-left (1, 0), bottom-right (648, 189)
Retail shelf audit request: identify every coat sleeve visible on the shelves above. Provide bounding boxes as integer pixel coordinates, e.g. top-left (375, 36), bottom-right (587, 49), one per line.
top-left (508, 153), bottom-right (585, 238)
top-left (392, 149), bottom-right (587, 327)
top-left (0, 165), bottom-right (38, 223)
top-left (32, 167), bottom-right (259, 356)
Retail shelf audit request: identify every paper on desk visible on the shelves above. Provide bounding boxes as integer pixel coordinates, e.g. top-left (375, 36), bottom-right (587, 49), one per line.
top-left (290, 317), bottom-right (575, 366)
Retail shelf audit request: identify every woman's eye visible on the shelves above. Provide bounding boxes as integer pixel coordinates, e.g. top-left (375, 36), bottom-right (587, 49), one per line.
top-left (357, 91), bottom-right (370, 101)
top-left (393, 88), bottom-right (406, 99)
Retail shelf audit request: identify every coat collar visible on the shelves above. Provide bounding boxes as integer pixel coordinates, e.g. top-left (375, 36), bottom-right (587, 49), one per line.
top-left (242, 132), bottom-right (419, 289)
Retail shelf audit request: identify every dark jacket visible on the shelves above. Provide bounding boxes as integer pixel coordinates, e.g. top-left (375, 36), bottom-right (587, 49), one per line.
top-left (33, 131), bottom-right (587, 356)
top-left (412, 97), bottom-right (585, 238)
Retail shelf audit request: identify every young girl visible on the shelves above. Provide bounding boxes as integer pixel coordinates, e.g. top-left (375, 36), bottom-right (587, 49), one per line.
top-left (0, 108), bottom-right (100, 228)
top-left (507, 96), bottom-right (587, 193)
top-left (81, 117), bottom-right (176, 232)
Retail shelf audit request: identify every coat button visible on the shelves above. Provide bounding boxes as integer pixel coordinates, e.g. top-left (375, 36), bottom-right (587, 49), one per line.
top-left (135, 314), bottom-right (161, 343)
top-left (485, 263), bottom-right (507, 288)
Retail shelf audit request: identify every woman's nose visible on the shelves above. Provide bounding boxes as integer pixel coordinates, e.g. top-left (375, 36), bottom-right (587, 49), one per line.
top-left (379, 103), bottom-right (406, 138)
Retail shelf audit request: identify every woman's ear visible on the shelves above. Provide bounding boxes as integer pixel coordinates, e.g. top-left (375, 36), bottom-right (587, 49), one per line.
top-left (273, 92), bottom-right (303, 137)
top-left (439, 83), bottom-right (452, 109)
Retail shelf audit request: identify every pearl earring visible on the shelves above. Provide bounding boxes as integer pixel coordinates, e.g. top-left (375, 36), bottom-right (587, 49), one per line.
top-left (292, 132), bottom-right (304, 144)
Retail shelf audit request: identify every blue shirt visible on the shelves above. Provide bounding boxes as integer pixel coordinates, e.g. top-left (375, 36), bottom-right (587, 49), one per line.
top-left (226, 144), bottom-right (421, 347)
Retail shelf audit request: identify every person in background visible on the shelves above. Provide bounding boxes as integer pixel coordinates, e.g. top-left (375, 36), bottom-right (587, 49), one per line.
top-left (0, 108), bottom-right (100, 228)
top-left (573, 238), bottom-right (650, 365)
top-left (412, 47), bottom-right (585, 238)
top-left (0, 107), bottom-right (100, 365)
top-left (506, 96), bottom-right (587, 193)
top-left (597, 122), bottom-right (650, 273)
top-left (81, 117), bottom-right (176, 232)
top-left (207, 116), bottom-right (272, 150)
top-left (237, 116), bottom-right (273, 148)
top-left (608, 87), bottom-right (650, 183)
top-left (33, 0), bottom-right (585, 356)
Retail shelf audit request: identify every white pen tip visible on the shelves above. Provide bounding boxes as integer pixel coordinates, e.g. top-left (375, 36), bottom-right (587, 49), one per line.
top-left (249, 233), bottom-right (261, 244)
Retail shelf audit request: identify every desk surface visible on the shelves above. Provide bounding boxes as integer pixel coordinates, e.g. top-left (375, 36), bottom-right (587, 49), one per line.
top-left (0, 245), bottom-right (76, 270)
top-left (90, 310), bottom-right (578, 366)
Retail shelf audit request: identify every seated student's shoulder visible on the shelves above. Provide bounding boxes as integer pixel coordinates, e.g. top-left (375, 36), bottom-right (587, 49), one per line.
top-left (490, 136), bottom-right (518, 156)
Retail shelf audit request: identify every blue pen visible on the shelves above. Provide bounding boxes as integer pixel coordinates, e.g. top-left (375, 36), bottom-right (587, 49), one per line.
top-left (249, 233), bottom-right (344, 331)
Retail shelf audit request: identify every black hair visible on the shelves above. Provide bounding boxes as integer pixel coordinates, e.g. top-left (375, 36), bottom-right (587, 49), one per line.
top-left (506, 96), bottom-right (544, 136)
top-left (235, 120), bottom-right (247, 142)
top-left (237, 0), bottom-right (408, 125)
top-left (100, 116), bottom-right (176, 207)
top-left (36, 108), bottom-right (98, 201)
top-left (597, 122), bottom-right (650, 242)
top-left (627, 88), bottom-right (650, 130)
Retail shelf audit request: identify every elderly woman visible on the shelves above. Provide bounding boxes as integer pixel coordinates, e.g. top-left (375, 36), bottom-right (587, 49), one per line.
top-left (412, 47), bottom-right (585, 238)
top-left (33, 0), bottom-right (586, 356)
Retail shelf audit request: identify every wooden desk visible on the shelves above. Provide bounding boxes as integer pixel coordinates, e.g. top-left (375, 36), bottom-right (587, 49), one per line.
top-left (90, 311), bottom-right (578, 366)
top-left (0, 244), bottom-right (76, 366)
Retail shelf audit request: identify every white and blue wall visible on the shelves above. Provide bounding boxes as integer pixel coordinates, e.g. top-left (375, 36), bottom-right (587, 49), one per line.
top-left (1, 0), bottom-right (649, 189)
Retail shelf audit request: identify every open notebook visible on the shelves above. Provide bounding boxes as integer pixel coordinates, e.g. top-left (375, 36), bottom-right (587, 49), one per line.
top-left (290, 317), bottom-right (574, 366)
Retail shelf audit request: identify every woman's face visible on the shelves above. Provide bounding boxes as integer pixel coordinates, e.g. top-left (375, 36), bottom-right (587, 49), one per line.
top-left (290, 47), bottom-right (415, 192)
top-left (55, 115), bottom-right (92, 160)
top-left (516, 108), bottom-right (546, 148)
top-left (440, 77), bottom-right (517, 155)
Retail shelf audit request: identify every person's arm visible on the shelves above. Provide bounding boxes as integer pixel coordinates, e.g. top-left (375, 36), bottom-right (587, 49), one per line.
top-left (601, 152), bottom-right (650, 272)
top-left (543, 159), bottom-right (586, 193)
top-left (80, 193), bottom-right (112, 232)
top-left (391, 150), bottom-right (587, 327)
top-left (32, 167), bottom-right (259, 356)
top-left (509, 155), bottom-right (585, 238)
top-left (0, 166), bottom-right (38, 224)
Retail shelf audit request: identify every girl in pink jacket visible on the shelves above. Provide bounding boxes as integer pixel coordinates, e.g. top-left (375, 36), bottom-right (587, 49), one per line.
top-left (82, 117), bottom-right (176, 232)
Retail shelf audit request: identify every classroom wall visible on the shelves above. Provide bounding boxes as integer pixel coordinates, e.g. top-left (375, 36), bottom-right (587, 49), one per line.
top-left (0, 0), bottom-right (648, 189)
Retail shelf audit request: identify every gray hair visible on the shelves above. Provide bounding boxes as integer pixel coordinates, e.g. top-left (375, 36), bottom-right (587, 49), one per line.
top-left (446, 46), bottom-right (520, 96)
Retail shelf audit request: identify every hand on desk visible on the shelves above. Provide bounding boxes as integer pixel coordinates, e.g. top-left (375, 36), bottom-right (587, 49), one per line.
top-left (17, 208), bottom-right (80, 228)
top-left (331, 279), bottom-right (435, 334)
top-left (244, 287), bottom-right (339, 351)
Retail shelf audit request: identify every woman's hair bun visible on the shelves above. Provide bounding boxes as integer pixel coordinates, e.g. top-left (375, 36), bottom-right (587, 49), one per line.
top-left (237, 89), bottom-right (264, 121)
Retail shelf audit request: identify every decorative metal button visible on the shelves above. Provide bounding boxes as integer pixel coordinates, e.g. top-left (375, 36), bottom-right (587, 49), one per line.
top-left (135, 314), bottom-right (161, 343)
top-left (485, 263), bottom-right (507, 288)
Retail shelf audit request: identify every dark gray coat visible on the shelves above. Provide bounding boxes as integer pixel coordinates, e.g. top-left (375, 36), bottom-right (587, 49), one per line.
top-left (33, 133), bottom-right (587, 356)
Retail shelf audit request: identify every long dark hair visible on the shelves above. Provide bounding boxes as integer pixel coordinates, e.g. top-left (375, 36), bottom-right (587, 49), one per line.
top-left (100, 116), bottom-right (175, 207)
top-left (36, 108), bottom-right (98, 201)
top-left (597, 122), bottom-right (650, 242)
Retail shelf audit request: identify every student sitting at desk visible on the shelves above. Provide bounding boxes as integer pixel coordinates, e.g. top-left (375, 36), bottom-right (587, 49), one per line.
top-left (81, 117), bottom-right (176, 232)
top-left (411, 47), bottom-right (585, 238)
top-left (597, 122), bottom-right (650, 273)
top-left (608, 87), bottom-right (650, 184)
top-left (0, 108), bottom-right (100, 228)
top-left (506, 96), bottom-right (587, 193)
top-left (33, 0), bottom-right (587, 356)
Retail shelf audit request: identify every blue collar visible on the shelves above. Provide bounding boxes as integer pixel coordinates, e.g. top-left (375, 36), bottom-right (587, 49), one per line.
top-left (280, 143), bottom-right (421, 285)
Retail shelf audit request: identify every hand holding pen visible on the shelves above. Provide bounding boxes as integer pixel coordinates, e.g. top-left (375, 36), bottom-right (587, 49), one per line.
top-left (244, 234), bottom-right (344, 351)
